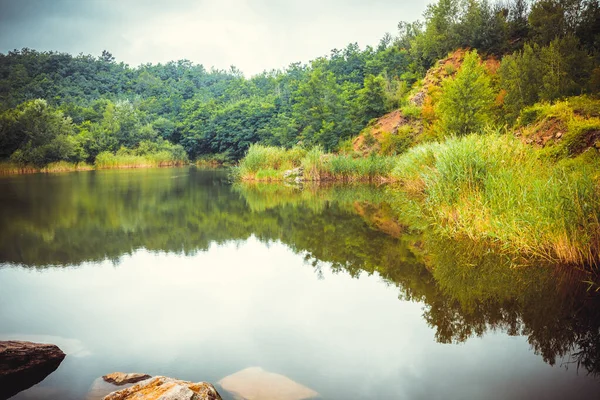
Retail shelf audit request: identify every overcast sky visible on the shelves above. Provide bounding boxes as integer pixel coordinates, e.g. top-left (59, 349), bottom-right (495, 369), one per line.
top-left (0, 0), bottom-right (430, 76)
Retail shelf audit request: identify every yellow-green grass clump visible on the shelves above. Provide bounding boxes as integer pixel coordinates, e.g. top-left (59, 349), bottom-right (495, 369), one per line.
top-left (0, 161), bottom-right (93, 175)
top-left (237, 144), bottom-right (396, 182)
top-left (391, 134), bottom-right (600, 266)
top-left (94, 151), bottom-right (188, 169)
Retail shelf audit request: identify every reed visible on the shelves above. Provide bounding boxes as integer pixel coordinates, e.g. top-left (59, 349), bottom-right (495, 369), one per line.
top-left (391, 134), bottom-right (600, 266)
top-left (94, 151), bottom-right (188, 169)
top-left (0, 161), bottom-right (93, 175)
top-left (237, 145), bottom-right (396, 182)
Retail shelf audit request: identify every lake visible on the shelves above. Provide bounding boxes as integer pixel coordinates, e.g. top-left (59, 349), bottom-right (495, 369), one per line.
top-left (1, 167), bottom-right (599, 399)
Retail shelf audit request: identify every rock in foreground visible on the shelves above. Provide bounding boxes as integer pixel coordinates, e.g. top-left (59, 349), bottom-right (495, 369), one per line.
top-left (103, 372), bottom-right (151, 385)
top-left (0, 340), bottom-right (66, 399)
top-left (103, 376), bottom-right (222, 400)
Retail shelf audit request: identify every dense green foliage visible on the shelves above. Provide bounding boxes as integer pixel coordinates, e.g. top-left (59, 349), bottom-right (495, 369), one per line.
top-left (436, 50), bottom-right (495, 135)
top-left (1, 0), bottom-right (599, 168)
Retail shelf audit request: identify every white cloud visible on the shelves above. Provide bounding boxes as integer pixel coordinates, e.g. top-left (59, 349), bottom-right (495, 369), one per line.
top-left (0, 0), bottom-right (431, 75)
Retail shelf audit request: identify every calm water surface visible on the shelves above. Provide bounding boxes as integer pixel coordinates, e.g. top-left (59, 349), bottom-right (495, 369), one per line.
top-left (0, 167), bottom-right (599, 399)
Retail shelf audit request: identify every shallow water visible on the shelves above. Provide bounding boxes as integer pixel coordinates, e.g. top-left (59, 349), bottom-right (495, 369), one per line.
top-left (0, 167), bottom-right (598, 399)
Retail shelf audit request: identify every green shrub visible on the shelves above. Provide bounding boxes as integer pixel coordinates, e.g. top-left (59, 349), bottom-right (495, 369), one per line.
top-left (400, 104), bottom-right (422, 120)
top-left (519, 106), bottom-right (544, 126)
top-left (380, 126), bottom-right (414, 156)
top-left (436, 50), bottom-right (495, 136)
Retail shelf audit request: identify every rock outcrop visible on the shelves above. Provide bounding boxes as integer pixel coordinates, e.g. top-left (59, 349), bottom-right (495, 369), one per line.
top-left (283, 167), bottom-right (304, 182)
top-left (103, 376), bottom-right (222, 400)
top-left (0, 340), bottom-right (66, 399)
top-left (103, 372), bottom-right (151, 385)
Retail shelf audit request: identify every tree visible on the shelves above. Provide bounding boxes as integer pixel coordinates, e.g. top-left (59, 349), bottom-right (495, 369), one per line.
top-left (100, 50), bottom-right (115, 63)
top-left (499, 43), bottom-right (543, 120)
top-left (500, 35), bottom-right (592, 120)
top-left (355, 75), bottom-right (387, 125)
top-left (437, 50), bottom-right (495, 136)
top-left (293, 62), bottom-right (352, 151)
top-left (507, 0), bottom-right (530, 45)
top-left (1, 99), bottom-right (85, 165)
top-left (529, 0), bottom-right (567, 45)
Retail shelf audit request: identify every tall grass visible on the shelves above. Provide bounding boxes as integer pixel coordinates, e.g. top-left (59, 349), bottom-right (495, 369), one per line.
top-left (0, 161), bottom-right (92, 175)
top-left (237, 144), bottom-right (306, 180)
top-left (325, 153), bottom-right (396, 181)
top-left (391, 134), bottom-right (600, 266)
top-left (237, 144), bottom-right (396, 182)
top-left (301, 146), bottom-right (324, 180)
top-left (94, 151), bottom-right (188, 169)
top-left (0, 162), bottom-right (39, 175)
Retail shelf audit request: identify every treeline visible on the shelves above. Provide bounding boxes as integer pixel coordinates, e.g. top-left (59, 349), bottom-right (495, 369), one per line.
top-left (1, 0), bottom-right (599, 167)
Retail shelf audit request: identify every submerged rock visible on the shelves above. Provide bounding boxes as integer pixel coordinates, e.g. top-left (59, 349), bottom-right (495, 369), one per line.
top-left (0, 340), bottom-right (66, 399)
top-left (103, 376), bottom-right (222, 400)
top-left (87, 377), bottom-right (127, 400)
top-left (103, 372), bottom-right (151, 385)
top-left (218, 367), bottom-right (319, 400)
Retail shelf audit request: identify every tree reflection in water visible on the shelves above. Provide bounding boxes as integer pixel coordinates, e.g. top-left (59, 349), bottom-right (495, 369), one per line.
top-left (1, 168), bottom-right (599, 376)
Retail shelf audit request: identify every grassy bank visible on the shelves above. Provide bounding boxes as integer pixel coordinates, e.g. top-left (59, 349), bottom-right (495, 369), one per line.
top-left (236, 144), bottom-right (396, 182)
top-left (390, 134), bottom-right (600, 266)
top-left (235, 96), bottom-right (600, 267)
top-left (94, 151), bottom-right (188, 169)
top-left (0, 153), bottom-right (188, 175)
top-left (0, 161), bottom-right (93, 175)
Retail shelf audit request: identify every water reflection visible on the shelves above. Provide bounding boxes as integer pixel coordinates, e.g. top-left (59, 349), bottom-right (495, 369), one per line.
top-left (0, 167), bottom-right (599, 383)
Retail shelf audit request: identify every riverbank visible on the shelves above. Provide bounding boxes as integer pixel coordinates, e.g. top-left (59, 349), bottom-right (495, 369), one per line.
top-left (0, 158), bottom-right (189, 176)
top-left (235, 132), bottom-right (600, 268)
top-left (0, 161), bottom-right (94, 175)
top-left (236, 145), bottom-right (397, 182)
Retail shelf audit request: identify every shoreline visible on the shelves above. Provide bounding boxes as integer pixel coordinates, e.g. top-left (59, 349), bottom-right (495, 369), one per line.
top-left (0, 161), bottom-right (192, 176)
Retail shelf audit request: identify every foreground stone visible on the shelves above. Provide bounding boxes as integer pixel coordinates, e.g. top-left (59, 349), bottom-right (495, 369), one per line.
top-left (0, 340), bottom-right (66, 399)
top-left (218, 367), bottom-right (319, 400)
top-left (103, 376), bottom-right (222, 400)
top-left (103, 372), bottom-right (151, 385)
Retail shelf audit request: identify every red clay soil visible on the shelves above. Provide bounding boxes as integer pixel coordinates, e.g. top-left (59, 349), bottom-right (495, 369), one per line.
top-left (352, 49), bottom-right (501, 154)
top-left (519, 117), bottom-right (567, 147)
top-left (352, 109), bottom-right (407, 152)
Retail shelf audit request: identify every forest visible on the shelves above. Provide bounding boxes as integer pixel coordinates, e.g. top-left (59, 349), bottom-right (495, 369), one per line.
top-left (1, 0), bottom-right (599, 170)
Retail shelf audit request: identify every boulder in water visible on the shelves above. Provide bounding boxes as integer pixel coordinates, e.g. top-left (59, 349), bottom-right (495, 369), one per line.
top-left (0, 340), bottom-right (66, 399)
top-left (103, 376), bottom-right (222, 400)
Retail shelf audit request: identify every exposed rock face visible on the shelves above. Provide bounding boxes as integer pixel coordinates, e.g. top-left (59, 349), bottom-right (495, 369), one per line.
top-left (103, 372), bottom-right (151, 385)
top-left (103, 376), bottom-right (222, 400)
top-left (0, 340), bottom-right (66, 399)
top-left (218, 367), bottom-right (319, 400)
top-left (283, 167), bottom-right (304, 182)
